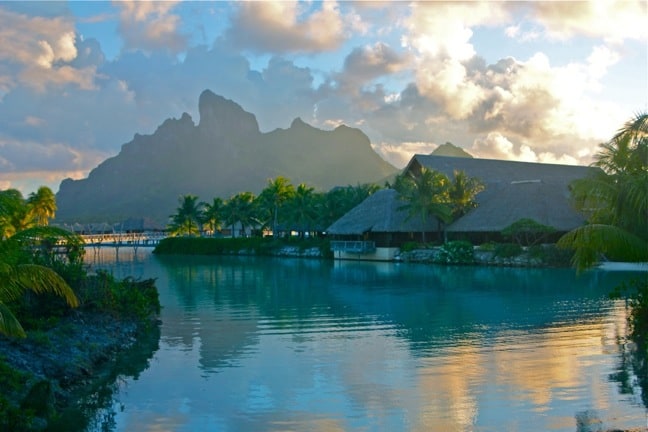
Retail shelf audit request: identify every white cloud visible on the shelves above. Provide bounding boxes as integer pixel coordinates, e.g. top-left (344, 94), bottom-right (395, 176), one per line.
top-left (224, 0), bottom-right (351, 53)
top-left (403, 2), bottom-right (510, 61)
top-left (373, 141), bottom-right (439, 168)
top-left (0, 7), bottom-right (95, 91)
top-left (532, 0), bottom-right (648, 42)
top-left (115, 0), bottom-right (187, 53)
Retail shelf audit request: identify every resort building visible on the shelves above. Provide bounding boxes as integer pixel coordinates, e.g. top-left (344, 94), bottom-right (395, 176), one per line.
top-left (327, 155), bottom-right (596, 260)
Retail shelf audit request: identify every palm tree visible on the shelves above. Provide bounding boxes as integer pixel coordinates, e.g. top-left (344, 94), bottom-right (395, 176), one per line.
top-left (258, 177), bottom-right (295, 237)
top-left (448, 170), bottom-right (484, 219)
top-left (0, 222), bottom-right (79, 338)
top-left (285, 183), bottom-right (319, 238)
top-left (558, 112), bottom-right (648, 270)
top-left (0, 189), bottom-right (33, 239)
top-left (395, 168), bottom-right (452, 243)
top-left (202, 197), bottom-right (224, 237)
top-left (223, 192), bottom-right (258, 238)
top-left (168, 195), bottom-right (203, 237)
top-left (27, 186), bottom-right (57, 226)
top-left (319, 184), bottom-right (379, 229)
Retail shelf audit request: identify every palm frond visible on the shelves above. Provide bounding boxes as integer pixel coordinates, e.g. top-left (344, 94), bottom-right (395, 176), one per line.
top-left (13, 264), bottom-right (79, 307)
top-left (558, 224), bottom-right (648, 272)
top-left (0, 302), bottom-right (26, 338)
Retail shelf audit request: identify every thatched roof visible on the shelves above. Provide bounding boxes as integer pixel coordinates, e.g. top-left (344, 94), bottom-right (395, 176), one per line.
top-left (326, 189), bottom-right (437, 235)
top-left (447, 180), bottom-right (584, 232)
top-left (409, 155), bottom-right (596, 233)
top-left (328, 155), bottom-right (597, 236)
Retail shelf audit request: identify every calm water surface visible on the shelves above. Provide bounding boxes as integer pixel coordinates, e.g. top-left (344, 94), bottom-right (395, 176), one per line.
top-left (86, 248), bottom-right (647, 431)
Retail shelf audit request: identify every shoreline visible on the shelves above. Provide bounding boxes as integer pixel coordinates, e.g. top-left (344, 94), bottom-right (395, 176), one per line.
top-left (0, 277), bottom-right (161, 431)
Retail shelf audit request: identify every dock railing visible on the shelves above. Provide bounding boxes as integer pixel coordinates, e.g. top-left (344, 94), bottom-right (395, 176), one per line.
top-left (330, 240), bottom-right (376, 254)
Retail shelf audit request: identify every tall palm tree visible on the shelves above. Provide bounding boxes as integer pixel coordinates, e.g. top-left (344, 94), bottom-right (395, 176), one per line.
top-left (448, 170), bottom-right (484, 219)
top-left (396, 168), bottom-right (452, 243)
top-left (202, 197), bottom-right (224, 237)
top-left (558, 112), bottom-right (648, 270)
top-left (258, 177), bottom-right (295, 237)
top-left (168, 195), bottom-right (203, 237)
top-left (285, 183), bottom-right (319, 238)
top-left (223, 192), bottom-right (258, 238)
top-left (27, 186), bottom-right (57, 226)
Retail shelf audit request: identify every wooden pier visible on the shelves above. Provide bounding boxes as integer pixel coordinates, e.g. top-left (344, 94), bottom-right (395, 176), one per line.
top-left (80, 232), bottom-right (167, 249)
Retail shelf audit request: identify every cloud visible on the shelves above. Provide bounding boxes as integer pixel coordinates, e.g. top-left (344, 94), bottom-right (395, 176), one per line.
top-left (224, 0), bottom-right (351, 53)
top-left (373, 141), bottom-right (438, 168)
top-left (341, 42), bottom-right (409, 85)
top-left (0, 1), bottom-right (643, 197)
top-left (531, 0), bottom-right (648, 42)
top-left (115, 0), bottom-right (187, 53)
top-left (0, 7), bottom-right (96, 91)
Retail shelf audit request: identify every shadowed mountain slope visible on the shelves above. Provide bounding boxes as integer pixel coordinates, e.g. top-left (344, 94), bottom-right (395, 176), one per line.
top-left (55, 90), bottom-right (397, 224)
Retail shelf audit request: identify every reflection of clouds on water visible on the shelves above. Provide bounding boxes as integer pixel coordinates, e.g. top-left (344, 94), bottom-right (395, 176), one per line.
top-left (94, 253), bottom-right (646, 431)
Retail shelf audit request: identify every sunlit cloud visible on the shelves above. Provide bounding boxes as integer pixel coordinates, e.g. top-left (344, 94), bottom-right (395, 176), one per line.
top-left (115, 0), bottom-right (187, 53)
top-left (0, 7), bottom-right (96, 91)
top-left (224, 0), bottom-right (352, 53)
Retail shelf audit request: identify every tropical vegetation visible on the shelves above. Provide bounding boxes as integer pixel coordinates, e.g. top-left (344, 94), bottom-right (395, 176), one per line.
top-left (166, 179), bottom-right (381, 239)
top-left (393, 167), bottom-right (484, 242)
top-left (0, 188), bottom-right (80, 338)
top-left (558, 112), bottom-right (648, 270)
top-left (1, 186), bottom-right (162, 430)
top-left (558, 112), bottom-right (648, 406)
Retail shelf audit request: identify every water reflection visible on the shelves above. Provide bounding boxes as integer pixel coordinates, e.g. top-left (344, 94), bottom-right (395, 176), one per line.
top-left (85, 250), bottom-right (647, 431)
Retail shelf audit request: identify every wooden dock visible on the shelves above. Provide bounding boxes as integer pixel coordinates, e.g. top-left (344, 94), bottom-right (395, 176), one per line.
top-left (81, 232), bottom-right (167, 249)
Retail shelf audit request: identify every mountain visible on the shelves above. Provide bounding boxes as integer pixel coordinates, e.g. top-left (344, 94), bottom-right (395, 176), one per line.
top-left (430, 142), bottom-right (473, 158)
top-left (55, 90), bottom-right (397, 224)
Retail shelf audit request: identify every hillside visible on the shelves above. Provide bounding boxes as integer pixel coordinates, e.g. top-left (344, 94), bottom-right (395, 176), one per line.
top-left (55, 90), bottom-right (397, 224)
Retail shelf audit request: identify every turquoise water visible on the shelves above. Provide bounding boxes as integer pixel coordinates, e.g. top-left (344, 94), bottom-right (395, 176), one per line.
top-left (87, 248), bottom-right (647, 431)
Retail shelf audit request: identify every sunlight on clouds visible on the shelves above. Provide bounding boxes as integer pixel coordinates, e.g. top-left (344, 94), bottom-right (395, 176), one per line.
top-left (227, 0), bottom-right (348, 53)
top-left (116, 0), bottom-right (186, 52)
top-left (0, 9), bottom-right (94, 90)
top-left (533, 0), bottom-right (648, 42)
top-left (0, 170), bottom-right (89, 195)
top-left (373, 141), bottom-right (438, 168)
top-left (587, 45), bottom-right (621, 81)
top-left (404, 2), bottom-right (509, 61)
top-left (417, 58), bottom-right (485, 119)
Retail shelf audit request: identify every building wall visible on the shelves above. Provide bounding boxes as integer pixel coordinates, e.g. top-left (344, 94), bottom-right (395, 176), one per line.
top-left (333, 247), bottom-right (400, 261)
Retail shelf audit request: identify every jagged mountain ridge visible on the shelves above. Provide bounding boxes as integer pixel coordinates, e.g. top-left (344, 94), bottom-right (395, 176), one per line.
top-left (55, 90), bottom-right (398, 224)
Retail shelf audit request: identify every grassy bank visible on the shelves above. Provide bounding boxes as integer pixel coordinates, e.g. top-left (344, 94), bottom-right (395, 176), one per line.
top-left (0, 273), bottom-right (161, 431)
top-left (153, 236), bottom-right (333, 258)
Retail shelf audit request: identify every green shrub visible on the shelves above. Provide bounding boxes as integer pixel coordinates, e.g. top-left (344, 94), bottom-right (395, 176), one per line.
top-left (77, 272), bottom-right (160, 322)
top-left (478, 241), bottom-right (497, 251)
top-left (435, 240), bottom-right (475, 265)
top-left (493, 242), bottom-right (523, 258)
top-left (0, 357), bottom-right (34, 431)
top-left (400, 241), bottom-right (421, 253)
top-left (501, 218), bottom-right (556, 246)
top-left (528, 244), bottom-right (574, 266)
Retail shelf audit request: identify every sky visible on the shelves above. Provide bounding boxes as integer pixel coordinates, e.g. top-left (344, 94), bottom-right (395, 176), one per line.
top-left (0, 1), bottom-right (646, 195)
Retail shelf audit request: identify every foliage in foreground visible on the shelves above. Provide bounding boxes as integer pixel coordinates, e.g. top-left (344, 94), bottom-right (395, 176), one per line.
top-left (0, 274), bottom-right (161, 431)
top-left (558, 112), bottom-right (648, 407)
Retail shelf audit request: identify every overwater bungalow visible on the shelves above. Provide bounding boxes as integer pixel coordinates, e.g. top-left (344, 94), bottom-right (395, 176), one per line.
top-left (327, 155), bottom-right (597, 260)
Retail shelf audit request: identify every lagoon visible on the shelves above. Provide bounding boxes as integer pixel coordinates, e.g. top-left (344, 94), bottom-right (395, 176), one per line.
top-left (85, 248), bottom-right (647, 431)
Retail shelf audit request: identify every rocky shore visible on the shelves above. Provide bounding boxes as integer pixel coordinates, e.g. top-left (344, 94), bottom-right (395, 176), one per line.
top-left (0, 277), bottom-right (161, 431)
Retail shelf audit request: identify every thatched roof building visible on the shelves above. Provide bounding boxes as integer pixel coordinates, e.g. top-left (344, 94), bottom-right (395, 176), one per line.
top-left (327, 155), bottom-right (597, 244)
top-left (326, 189), bottom-right (436, 236)
top-left (407, 155), bottom-right (595, 234)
